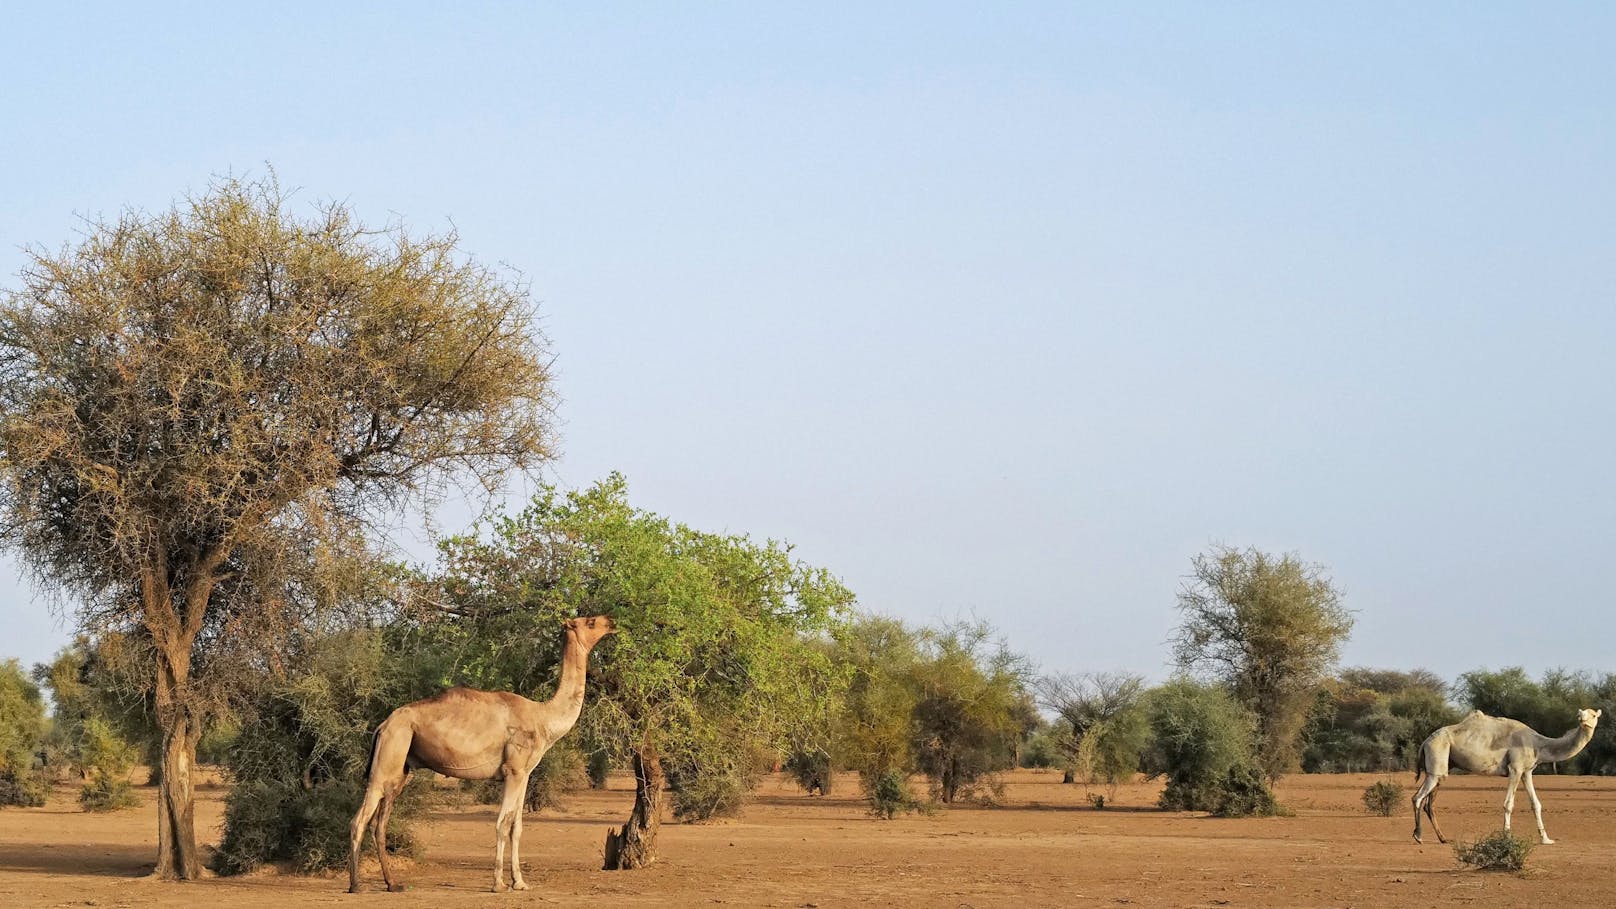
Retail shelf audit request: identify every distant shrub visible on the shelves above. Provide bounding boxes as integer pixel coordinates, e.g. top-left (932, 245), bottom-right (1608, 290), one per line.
top-left (586, 748), bottom-right (611, 789)
top-left (76, 717), bottom-right (140, 812)
top-left (1362, 780), bottom-right (1404, 817)
top-left (1088, 793), bottom-right (1107, 810)
top-left (1208, 765), bottom-right (1281, 818)
top-left (0, 658), bottom-right (49, 808)
top-left (0, 769), bottom-right (49, 808)
top-left (785, 749), bottom-right (834, 795)
top-left (1455, 829), bottom-right (1534, 872)
top-left (865, 769), bottom-right (925, 819)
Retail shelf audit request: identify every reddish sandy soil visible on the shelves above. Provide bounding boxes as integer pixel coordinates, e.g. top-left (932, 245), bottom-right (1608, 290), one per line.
top-left (2, 769), bottom-right (1613, 908)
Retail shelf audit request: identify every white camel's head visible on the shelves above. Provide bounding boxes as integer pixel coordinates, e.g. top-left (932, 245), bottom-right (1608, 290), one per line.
top-left (1577, 707), bottom-right (1602, 729)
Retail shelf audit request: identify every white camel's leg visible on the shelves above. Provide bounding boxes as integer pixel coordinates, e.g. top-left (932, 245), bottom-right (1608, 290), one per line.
top-left (1411, 770), bottom-right (1443, 844)
top-left (510, 771), bottom-right (533, 891)
top-left (1502, 768), bottom-right (1522, 834)
top-left (1521, 771), bottom-right (1553, 844)
top-left (348, 782), bottom-right (386, 893)
top-left (492, 772), bottom-right (524, 892)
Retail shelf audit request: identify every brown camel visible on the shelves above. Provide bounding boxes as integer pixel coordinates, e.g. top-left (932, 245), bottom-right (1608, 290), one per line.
top-left (348, 615), bottom-right (617, 893)
top-left (1411, 707), bottom-right (1601, 846)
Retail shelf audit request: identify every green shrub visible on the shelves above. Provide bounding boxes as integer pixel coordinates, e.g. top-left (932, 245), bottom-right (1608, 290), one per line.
top-left (785, 749), bottom-right (834, 795)
top-left (1146, 679), bottom-right (1276, 815)
top-left (213, 777), bottom-right (425, 875)
top-left (668, 753), bottom-right (758, 822)
top-left (79, 775), bottom-right (140, 812)
top-left (1208, 764), bottom-right (1281, 818)
top-left (76, 717), bottom-right (139, 812)
top-left (0, 659), bottom-right (48, 808)
top-left (1454, 829), bottom-right (1534, 872)
top-left (586, 748), bottom-right (611, 789)
top-left (1362, 779), bottom-right (1404, 817)
top-left (0, 769), bottom-right (49, 807)
top-left (865, 769), bottom-right (925, 819)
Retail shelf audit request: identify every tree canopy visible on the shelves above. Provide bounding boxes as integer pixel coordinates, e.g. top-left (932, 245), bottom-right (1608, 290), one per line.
top-left (1172, 546), bottom-right (1353, 778)
top-left (0, 176), bottom-right (555, 877)
top-left (416, 474), bottom-right (855, 868)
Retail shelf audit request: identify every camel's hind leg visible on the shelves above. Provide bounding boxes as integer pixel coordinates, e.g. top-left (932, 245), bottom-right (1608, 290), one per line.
top-left (1411, 771), bottom-right (1445, 844)
top-left (1420, 784), bottom-right (1446, 844)
top-left (374, 777), bottom-right (407, 892)
top-left (348, 717), bottom-right (413, 893)
top-left (348, 782), bottom-right (386, 892)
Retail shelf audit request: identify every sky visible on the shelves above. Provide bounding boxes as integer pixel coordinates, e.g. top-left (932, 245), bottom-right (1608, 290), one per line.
top-left (2, 3), bottom-right (1613, 685)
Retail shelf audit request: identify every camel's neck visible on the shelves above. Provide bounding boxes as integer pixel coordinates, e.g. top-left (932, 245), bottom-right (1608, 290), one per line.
top-left (543, 637), bottom-right (594, 728)
top-left (1536, 722), bottom-right (1596, 763)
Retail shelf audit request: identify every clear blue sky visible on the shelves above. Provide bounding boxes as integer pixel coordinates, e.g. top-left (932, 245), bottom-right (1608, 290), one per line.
top-left (2, 3), bottom-right (1612, 683)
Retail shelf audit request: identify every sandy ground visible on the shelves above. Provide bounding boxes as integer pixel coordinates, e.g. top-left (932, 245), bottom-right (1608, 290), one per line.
top-left (3, 769), bottom-right (1614, 908)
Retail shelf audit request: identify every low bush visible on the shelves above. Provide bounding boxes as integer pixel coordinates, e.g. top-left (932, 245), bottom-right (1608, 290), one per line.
top-left (865, 769), bottom-right (926, 819)
top-left (1362, 779), bottom-right (1404, 817)
top-left (1454, 829), bottom-right (1534, 872)
top-left (76, 718), bottom-right (139, 812)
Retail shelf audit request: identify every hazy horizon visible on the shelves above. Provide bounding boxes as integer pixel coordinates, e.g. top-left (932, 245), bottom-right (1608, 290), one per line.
top-left (3, 3), bottom-right (1613, 685)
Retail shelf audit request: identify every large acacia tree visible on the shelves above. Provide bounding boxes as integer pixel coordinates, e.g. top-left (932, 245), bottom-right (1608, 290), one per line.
top-left (0, 178), bottom-right (554, 878)
top-left (1171, 545), bottom-right (1352, 779)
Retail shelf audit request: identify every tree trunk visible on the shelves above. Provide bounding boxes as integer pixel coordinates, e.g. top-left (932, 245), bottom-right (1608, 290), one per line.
top-left (152, 645), bottom-right (203, 880)
top-left (602, 745), bottom-right (664, 870)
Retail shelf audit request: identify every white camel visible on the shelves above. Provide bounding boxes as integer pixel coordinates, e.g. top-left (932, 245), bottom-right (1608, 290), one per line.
top-left (1411, 707), bottom-right (1601, 845)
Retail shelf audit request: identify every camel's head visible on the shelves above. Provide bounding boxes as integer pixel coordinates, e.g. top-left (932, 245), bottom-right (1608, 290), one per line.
top-left (1577, 707), bottom-right (1602, 730)
top-left (565, 615), bottom-right (619, 648)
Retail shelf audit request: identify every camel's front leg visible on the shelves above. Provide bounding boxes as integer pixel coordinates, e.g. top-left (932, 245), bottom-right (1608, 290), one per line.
top-left (1502, 768), bottom-right (1523, 835)
top-left (492, 772), bottom-right (525, 892)
top-left (510, 771), bottom-right (534, 891)
top-left (1521, 771), bottom-right (1553, 844)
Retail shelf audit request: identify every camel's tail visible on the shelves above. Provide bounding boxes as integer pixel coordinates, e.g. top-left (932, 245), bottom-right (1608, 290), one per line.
top-left (363, 726), bottom-right (382, 784)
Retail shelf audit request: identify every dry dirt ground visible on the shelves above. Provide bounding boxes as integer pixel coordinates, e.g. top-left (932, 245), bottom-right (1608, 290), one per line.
top-left (3, 769), bottom-right (1615, 908)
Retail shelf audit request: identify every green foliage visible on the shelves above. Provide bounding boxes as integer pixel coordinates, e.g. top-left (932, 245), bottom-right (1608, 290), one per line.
top-left (1145, 679), bottom-right (1274, 814)
top-left (1208, 764), bottom-right (1282, 817)
top-left (784, 749), bottom-right (835, 794)
top-left (33, 642), bottom-right (152, 810)
top-left (1017, 722), bottom-right (1063, 770)
top-left (420, 476), bottom-right (856, 857)
top-left (1362, 779), bottom-right (1404, 816)
top-left (1454, 829), bottom-right (1534, 872)
top-left (865, 769), bottom-right (925, 819)
top-left (833, 616), bottom-right (923, 785)
top-left (1173, 546), bottom-right (1353, 779)
top-left (0, 658), bottom-right (48, 807)
top-left (909, 621), bottom-right (1034, 804)
top-left (212, 628), bottom-right (433, 875)
top-left (76, 717), bottom-right (139, 811)
top-left (1040, 672), bottom-right (1151, 794)
top-left (1303, 669), bottom-right (1461, 773)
